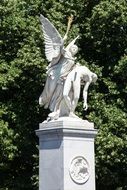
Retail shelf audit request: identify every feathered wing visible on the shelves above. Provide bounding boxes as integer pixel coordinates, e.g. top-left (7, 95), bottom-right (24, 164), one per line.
top-left (40, 14), bottom-right (63, 62)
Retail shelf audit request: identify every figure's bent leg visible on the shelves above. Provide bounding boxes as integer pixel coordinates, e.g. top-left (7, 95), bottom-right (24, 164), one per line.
top-left (63, 80), bottom-right (72, 111)
top-left (72, 81), bottom-right (80, 112)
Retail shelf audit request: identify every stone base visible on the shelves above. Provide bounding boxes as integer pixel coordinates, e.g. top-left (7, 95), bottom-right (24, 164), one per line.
top-left (36, 117), bottom-right (97, 190)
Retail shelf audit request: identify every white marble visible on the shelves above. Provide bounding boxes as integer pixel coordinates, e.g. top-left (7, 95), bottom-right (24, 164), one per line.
top-left (38, 15), bottom-right (97, 120)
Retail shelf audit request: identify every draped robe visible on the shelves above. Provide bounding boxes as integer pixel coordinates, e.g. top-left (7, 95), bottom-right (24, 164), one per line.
top-left (39, 52), bottom-right (75, 112)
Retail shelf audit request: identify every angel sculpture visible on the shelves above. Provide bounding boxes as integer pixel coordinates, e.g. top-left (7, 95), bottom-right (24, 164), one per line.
top-left (39, 15), bottom-right (97, 120)
top-left (39, 14), bottom-right (79, 120)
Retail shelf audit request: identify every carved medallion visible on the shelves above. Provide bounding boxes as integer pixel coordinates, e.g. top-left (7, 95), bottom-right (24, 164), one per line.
top-left (69, 156), bottom-right (90, 184)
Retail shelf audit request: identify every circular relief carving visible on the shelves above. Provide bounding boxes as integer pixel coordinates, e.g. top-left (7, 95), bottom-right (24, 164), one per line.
top-left (69, 156), bottom-right (90, 184)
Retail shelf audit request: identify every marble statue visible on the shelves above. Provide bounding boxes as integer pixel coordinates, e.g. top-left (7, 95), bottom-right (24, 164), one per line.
top-left (39, 15), bottom-right (97, 120)
top-left (60, 65), bottom-right (97, 118)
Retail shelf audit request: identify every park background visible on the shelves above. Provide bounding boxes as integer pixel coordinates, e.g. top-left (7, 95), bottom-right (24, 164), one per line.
top-left (0, 0), bottom-right (127, 189)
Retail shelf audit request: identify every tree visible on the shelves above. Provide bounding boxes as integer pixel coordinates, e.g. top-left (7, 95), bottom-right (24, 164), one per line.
top-left (0, 0), bottom-right (46, 189)
top-left (0, 0), bottom-right (127, 189)
top-left (83, 1), bottom-right (127, 189)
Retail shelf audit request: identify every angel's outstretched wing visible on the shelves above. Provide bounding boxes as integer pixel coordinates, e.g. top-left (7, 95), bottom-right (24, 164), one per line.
top-left (40, 15), bottom-right (63, 62)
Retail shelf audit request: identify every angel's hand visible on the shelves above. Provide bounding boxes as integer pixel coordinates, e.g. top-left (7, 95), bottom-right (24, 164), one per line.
top-left (83, 102), bottom-right (88, 110)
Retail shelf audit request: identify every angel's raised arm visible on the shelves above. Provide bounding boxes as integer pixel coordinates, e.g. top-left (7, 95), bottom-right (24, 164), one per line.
top-left (65, 35), bottom-right (79, 52)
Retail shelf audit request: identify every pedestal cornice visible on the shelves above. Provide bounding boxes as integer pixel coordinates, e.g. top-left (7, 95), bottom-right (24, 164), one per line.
top-left (36, 117), bottom-right (97, 139)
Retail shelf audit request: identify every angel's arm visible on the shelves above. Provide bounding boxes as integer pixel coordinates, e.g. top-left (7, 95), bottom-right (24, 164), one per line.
top-left (65, 35), bottom-right (79, 52)
top-left (83, 76), bottom-right (92, 110)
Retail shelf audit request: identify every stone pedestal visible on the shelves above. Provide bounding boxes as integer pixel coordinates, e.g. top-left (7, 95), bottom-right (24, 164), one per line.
top-left (36, 117), bottom-right (97, 190)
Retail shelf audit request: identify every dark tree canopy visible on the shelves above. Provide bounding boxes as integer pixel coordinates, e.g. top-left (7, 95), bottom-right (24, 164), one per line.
top-left (0, 0), bottom-right (127, 189)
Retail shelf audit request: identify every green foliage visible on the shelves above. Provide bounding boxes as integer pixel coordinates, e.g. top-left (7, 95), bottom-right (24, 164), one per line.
top-left (0, 0), bottom-right (46, 189)
top-left (83, 1), bottom-right (127, 189)
top-left (0, 0), bottom-right (127, 189)
top-left (84, 0), bottom-right (127, 62)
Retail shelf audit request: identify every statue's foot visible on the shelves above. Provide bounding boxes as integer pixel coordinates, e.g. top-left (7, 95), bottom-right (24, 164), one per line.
top-left (47, 111), bottom-right (59, 121)
top-left (69, 112), bottom-right (80, 119)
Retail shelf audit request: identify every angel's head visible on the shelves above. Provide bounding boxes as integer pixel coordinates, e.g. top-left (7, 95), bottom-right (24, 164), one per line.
top-left (69, 44), bottom-right (78, 56)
